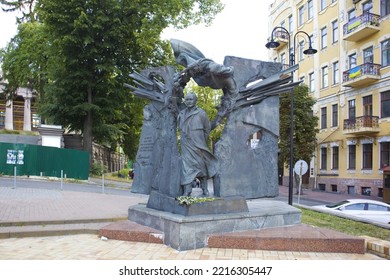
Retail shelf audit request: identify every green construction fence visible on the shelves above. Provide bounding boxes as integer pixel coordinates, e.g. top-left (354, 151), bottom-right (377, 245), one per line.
top-left (0, 143), bottom-right (90, 180)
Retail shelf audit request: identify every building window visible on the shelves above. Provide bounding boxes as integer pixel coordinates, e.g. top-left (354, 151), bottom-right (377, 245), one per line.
top-left (321, 66), bottom-right (328, 88)
top-left (309, 72), bottom-right (314, 92)
top-left (321, 107), bottom-right (327, 129)
top-left (321, 147), bottom-right (327, 170)
top-left (349, 145), bottom-right (356, 170)
top-left (381, 0), bottom-right (390, 17)
top-left (363, 1), bottom-right (373, 13)
top-left (288, 15), bottom-right (293, 33)
top-left (363, 95), bottom-right (372, 116)
top-left (349, 53), bottom-right (357, 69)
top-left (332, 104), bottom-right (338, 127)
top-left (318, 183), bottom-right (326, 191)
top-left (382, 91), bottom-right (390, 118)
top-left (280, 52), bottom-right (286, 65)
top-left (382, 39), bottom-right (390, 67)
top-left (299, 40), bottom-right (304, 61)
top-left (348, 99), bottom-right (356, 120)
top-left (320, 0), bottom-right (327, 11)
top-left (332, 20), bottom-right (338, 44)
top-left (362, 143), bottom-right (373, 169)
top-left (348, 9), bottom-right (356, 20)
top-left (331, 184), bottom-right (337, 192)
top-left (321, 27), bottom-right (327, 49)
top-left (380, 142), bottom-right (390, 168)
top-left (363, 46), bottom-right (374, 64)
top-left (309, 34), bottom-right (315, 49)
top-left (332, 146), bottom-right (339, 169)
top-left (348, 185), bottom-right (355, 194)
top-left (308, 0), bottom-right (313, 19)
top-left (361, 187), bottom-right (372, 196)
top-left (280, 20), bottom-right (285, 29)
top-left (298, 5), bottom-right (304, 26)
top-left (332, 61), bottom-right (339, 84)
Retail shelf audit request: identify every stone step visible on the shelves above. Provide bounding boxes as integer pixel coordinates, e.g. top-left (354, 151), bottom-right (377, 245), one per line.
top-left (207, 224), bottom-right (365, 254)
top-left (0, 222), bottom-right (112, 239)
top-left (99, 220), bottom-right (163, 244)
top-left (99, 221), bottom-right (366, 254)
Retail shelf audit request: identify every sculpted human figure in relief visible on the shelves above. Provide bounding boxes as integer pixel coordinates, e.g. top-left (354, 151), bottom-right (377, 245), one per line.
top-left (177, 92), bottom-right (217, 196)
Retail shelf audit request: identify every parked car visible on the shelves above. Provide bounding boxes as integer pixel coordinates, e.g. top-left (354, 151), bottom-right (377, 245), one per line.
top-left (312, 199), bottom-right (390, 225)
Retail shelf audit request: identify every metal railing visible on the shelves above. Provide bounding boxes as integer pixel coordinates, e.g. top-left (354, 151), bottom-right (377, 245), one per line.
top-left (343, 116), bottom-right (379, 130)
top-left (343, 12), bottom-right (380, 36)
top-left (342, 63), bottom-right (381, 83)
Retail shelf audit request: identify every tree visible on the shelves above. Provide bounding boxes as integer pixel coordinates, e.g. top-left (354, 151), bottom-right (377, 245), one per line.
top-left (0, 21), bottom-right (49, 101)
top-left (279, 85), bottom-right (318, 170)
top-left (1, 0), bottom-right (223, 164)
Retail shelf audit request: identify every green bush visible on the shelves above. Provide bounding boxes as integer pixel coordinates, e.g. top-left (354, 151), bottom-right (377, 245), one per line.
top-left (90, 162), bottom-right (108, 176)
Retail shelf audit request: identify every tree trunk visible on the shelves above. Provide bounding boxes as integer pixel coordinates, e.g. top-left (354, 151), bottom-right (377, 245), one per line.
top-left (83, 86), bottom-right (93, 168)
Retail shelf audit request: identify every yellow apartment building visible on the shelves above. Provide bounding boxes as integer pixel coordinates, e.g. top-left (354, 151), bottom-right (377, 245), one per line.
top-left (267, 0), bottom-right (390, 199)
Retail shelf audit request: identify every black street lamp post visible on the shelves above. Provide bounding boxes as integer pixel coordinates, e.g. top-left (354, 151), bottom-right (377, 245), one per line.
top-left (266, 27), bottom-right (317, 205)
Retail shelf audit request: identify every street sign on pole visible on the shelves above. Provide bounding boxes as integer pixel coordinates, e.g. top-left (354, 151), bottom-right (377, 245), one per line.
top-left (294, 160), bottom-right (308, 204)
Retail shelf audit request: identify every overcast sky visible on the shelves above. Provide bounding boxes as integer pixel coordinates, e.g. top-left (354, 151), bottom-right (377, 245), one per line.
top-left (0, 0), bottom-right (273, 63)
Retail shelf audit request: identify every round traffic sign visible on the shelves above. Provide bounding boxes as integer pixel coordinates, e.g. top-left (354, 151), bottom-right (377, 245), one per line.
top-left (294, 160), bottom-right (308, 175)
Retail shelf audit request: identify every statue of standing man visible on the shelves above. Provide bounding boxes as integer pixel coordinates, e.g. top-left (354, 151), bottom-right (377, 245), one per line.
top-left (177, 92), bottom-right (218, 196)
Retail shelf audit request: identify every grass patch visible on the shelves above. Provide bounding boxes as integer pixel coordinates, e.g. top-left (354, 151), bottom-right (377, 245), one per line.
top-left (300, 207), bottom-right (390, 241)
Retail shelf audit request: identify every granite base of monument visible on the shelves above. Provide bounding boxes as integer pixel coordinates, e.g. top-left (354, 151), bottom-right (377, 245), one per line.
top-left (128, 200), bottom-right (301, 251)
top-left (147, 190), bottom-right (249, 215)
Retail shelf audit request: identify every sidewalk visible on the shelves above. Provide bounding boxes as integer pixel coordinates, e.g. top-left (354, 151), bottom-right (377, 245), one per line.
top-left (0, 183), bottom-right (388, 260)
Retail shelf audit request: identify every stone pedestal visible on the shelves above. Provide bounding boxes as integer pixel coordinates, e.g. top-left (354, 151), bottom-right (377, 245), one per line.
top-left (128, 200), bottom-right (301, 251)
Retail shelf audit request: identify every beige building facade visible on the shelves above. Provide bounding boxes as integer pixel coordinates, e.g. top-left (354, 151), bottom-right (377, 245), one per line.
top-left (268, 0), bottom-right (390, 199)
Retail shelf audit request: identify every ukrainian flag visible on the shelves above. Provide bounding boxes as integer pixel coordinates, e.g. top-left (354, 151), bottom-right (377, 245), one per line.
top-left (349, 66), bottom-right (361, 79)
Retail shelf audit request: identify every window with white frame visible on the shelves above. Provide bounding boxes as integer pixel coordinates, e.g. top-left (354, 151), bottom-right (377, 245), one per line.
top-left (298, 6), bottom-right (304, 26)
top-left (382, 39), bottom-right (390, 67)
top-left (332, 20), bottom-right (338, 44)
top-left (281, 52), bottom-right (286, 65)
top-left (321, 66), bottom-right (328, 88)
top-left (299, 40), bottom-right (304, 61)
top-left (321, 147), bottom-right (327, 170)
top-left (332, 61), bottom-right (339, 84)
top-left (308, 0), bottom-right (313, 19)
top-left (362, 143), bottom-right (373, 169)
top-left (332, 104), bottom-right (338, 127)
top-left (321, 106), bottom-right (327, 129)
top-left (320, 0), bottom-right (327, 11)
top-left (348, 145), bottom-right (356, 170)
top-left (380, 142), bottom-right (390, 168)
top-left (363, 1), bottom-right (373, 13)
top-left (309, 34), bottom-right (315, 49)
top-left (381, 91), bottom-right (390, 118)
top-left (332, 146), bottom-right (339, 170)
top-left (381, 0), bottom-right (390, 17)
top-left (288, 15), bottom-right (293, 33)
top-left (348, 9), bottom-right (356, 20)
top-left (363, 46), bottom-right (373, 64)
top-left (349, 53), bottom-right (357, 69)
top-left (309, 72), bottom-right (314, 92)
top-left (321, 27), bottom-right (327, 49)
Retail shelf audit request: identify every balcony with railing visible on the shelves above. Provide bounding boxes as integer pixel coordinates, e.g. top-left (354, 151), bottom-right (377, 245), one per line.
top-left (270, 29), bottom-right (289, 50)
top-left (343, 12), bottom-right (380, 42)
top-left (343, 116), bottom-right (380, 135)
top-left (342, 63), bottom-right (381, 88)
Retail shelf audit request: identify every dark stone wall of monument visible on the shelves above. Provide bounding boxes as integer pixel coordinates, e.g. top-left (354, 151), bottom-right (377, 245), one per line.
top-left (213, 95), bottom-right (279, 199)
